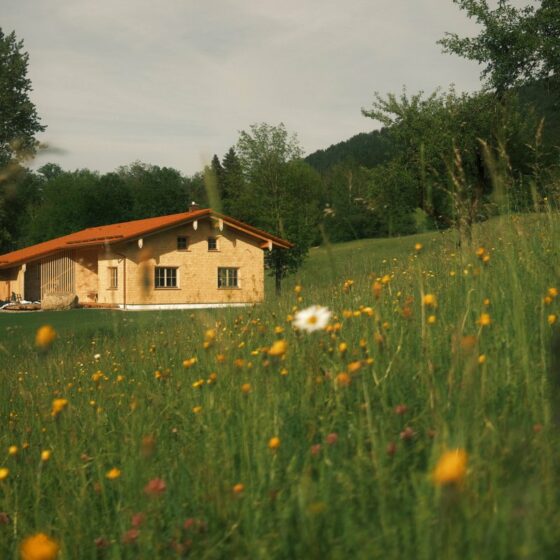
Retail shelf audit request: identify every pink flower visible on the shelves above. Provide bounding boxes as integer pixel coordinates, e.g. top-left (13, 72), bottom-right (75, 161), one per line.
top-left (144, 477), bottom-right (166, 496)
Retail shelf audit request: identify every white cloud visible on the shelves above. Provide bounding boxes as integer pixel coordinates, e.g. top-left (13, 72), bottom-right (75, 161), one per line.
top-left (2, 0), bottom-right (497, 174)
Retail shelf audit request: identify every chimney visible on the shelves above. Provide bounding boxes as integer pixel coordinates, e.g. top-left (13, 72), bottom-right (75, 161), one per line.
top-left (189, 201), bottom-right (200, 212)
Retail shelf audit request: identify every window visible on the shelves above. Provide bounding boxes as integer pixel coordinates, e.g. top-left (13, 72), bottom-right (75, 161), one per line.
top-left (155, 267), bottom-right (178, 288)
top-left (177, 236), bottom-right (189, 251)
top-left (207, 237), bottom-right (218, 251)
top-left (218, 267), bottom-right (239, 288)
top-left (108, 267), bottom-right (118, 289)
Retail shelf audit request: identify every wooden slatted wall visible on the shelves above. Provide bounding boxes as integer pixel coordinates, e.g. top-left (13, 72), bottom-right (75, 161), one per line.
top-left (40, 251), bottom-right (75, 298)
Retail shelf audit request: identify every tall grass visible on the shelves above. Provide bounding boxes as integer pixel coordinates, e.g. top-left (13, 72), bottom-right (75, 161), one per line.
top-left (0, 209), bottom-right (559, 559)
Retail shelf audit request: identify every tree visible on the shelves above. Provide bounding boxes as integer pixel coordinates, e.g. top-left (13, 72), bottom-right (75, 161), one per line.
top-left (221, 147), bottom-right (245, 215)
top-left (362, 87), bottom-right (541, 232)
top-left (118, 162), bottom-right (192, 219)
top-left (0, 28), bottom-right (45, 168)
top-left (233, 123), bottom-right (321, 293)
top-left (439, 1), bottom-right (560, 94)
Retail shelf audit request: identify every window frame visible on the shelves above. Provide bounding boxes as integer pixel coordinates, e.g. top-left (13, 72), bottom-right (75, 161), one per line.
top-left (154, 266), bottom-right (179, 289)
top-left (177, 236), bottom-right (189, 251)
top-left (207, 237), bottom-right (218, 251)
top-left (108, 266), bottom-right (118, 289)
top-left (217, 267), bottom-right (239, 289)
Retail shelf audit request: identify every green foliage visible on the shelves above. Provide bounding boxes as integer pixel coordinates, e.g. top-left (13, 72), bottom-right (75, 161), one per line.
top-left (232, 123), bottom-right (322, 291)
top-left (118, 162), bottom-right (196, 219)
top-left (0, 28), bottom-right (45, 167)
top-left (305, 129), bottom-right (395, 173)
top-left (439, 0), bottom-right (560, 93)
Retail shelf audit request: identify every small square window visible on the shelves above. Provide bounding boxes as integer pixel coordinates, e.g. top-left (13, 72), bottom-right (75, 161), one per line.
top-left (208, 237), bottom-right (218, 251)
top-left (218, 267), bottom-right (239, 288)
top-left (108, 267), bottom-right (118, 289)
top-left (155, 267), bottom-right (178, 288)
top-left (177, 236), bottom-right (189, 250)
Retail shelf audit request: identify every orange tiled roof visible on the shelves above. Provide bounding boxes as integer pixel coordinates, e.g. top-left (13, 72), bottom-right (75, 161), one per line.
top-left (0, 208), bottom-right (293, 269)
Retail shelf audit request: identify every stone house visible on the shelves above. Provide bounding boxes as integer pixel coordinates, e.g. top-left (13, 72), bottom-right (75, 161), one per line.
top-left (0, 207), bottom-right (292, 309)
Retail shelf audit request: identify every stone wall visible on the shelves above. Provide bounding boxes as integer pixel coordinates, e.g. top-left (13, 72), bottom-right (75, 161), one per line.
top-left (96, 218), bottom-right (265, 306)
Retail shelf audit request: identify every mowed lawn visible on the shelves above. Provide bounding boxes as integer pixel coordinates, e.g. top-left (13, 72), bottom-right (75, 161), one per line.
top-left (1, 212), bottom-right (560, 559)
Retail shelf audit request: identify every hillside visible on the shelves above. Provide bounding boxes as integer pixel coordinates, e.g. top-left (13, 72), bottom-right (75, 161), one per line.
top-left (306, 81), bottom-right (560, 175)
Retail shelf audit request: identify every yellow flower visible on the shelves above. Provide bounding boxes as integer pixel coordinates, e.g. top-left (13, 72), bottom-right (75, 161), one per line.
top-left (372, 281), bottom-right (383, 299)
top-left (478, 313), bottom-right (492, 327)
top-left (548, 314), bottom-right (557, 325)
top-left (414, 243), bottom-right (423, 252)
top-left (338, 342), bottom-right (348, 354)
top-left (294, 284), bottom-right (302, 295)
top-left (106, 467), bottom-right (121, 480)
top-left (336, 372), bottom-right (351, 387)
top-left (182, 357), bottom-right (197, 368)
top-left (423, 294), bottom-right (437, 308)
top-left (427, 315), bottom-right (437, 325)
top-left (432, 449), bottom-right (468, 486)
top-left (347, 361), bottom-right (362, 374)
top-left (35, 325), bottom-right (57, 350)
top-left (192, 406), bottom-right (202, 414)
top-left (241, 383), bottom-right (251, 394)
top-left (51, 398), bottom-right (68, 418)
top-left (8, 445), bottom-right (18, 456)
top-left (478, 354), bottom-right (486, 364)
top-left (268, 437), bottom-right (281, 450)
top-left (20, 533), bottom-right (60, 560)
top-left (40, 450), bottom-right (51, 462)
top-left (268, 340), bottom-right (287, 357)
top-left (548, 287), bottom-right (558, 298)
top-left (0, 467), bottom-right (9, 480)
top-left (233, 482), bottom-right (245, 494)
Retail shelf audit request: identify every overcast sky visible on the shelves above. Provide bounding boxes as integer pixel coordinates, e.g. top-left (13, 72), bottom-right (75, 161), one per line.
top-left (3, 0), bottom-right (510, 175)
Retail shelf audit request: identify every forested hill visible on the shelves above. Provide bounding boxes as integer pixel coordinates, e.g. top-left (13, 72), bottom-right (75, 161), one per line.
top-left (306, 80), bottom-right (559, 175)
top-left (304, 128), bottom-right (394, 173)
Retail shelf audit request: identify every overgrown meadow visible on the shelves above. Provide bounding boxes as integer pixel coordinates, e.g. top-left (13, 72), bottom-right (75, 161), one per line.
top-left (1, 211), bottom-right (560, 559)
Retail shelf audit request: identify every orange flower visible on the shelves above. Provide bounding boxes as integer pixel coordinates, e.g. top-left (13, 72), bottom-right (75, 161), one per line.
top-left (268, 340), bottom-right (287, 357)
top-left (423, 294), bottom-right (437, 308)
top-left (51, 398), bottom-right (68, 418)
top-left (336, 372), bottom-right (351, 387)
top-left (432, 449), bottom-right (468, 486)
top-left (232, 483), bottom-right (245, 494)
top-left (241, 383), bottom-right (251, 394)
top-left (268, 437), bottom-right (281, 450)
top-left (478, 313), bottom-right (492, 327)
top-left (20, 533), bottom-right (60, 560)
top-left (106, 468), bottom-right (121, 480)
top-left (346, 361), bottom-right (362, 374)
top-left (35, 325), bottom-right (57, 350)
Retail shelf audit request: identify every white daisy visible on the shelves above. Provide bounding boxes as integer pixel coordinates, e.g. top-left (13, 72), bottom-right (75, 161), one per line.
top-left (293, 305), bottom-right (331, 333)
